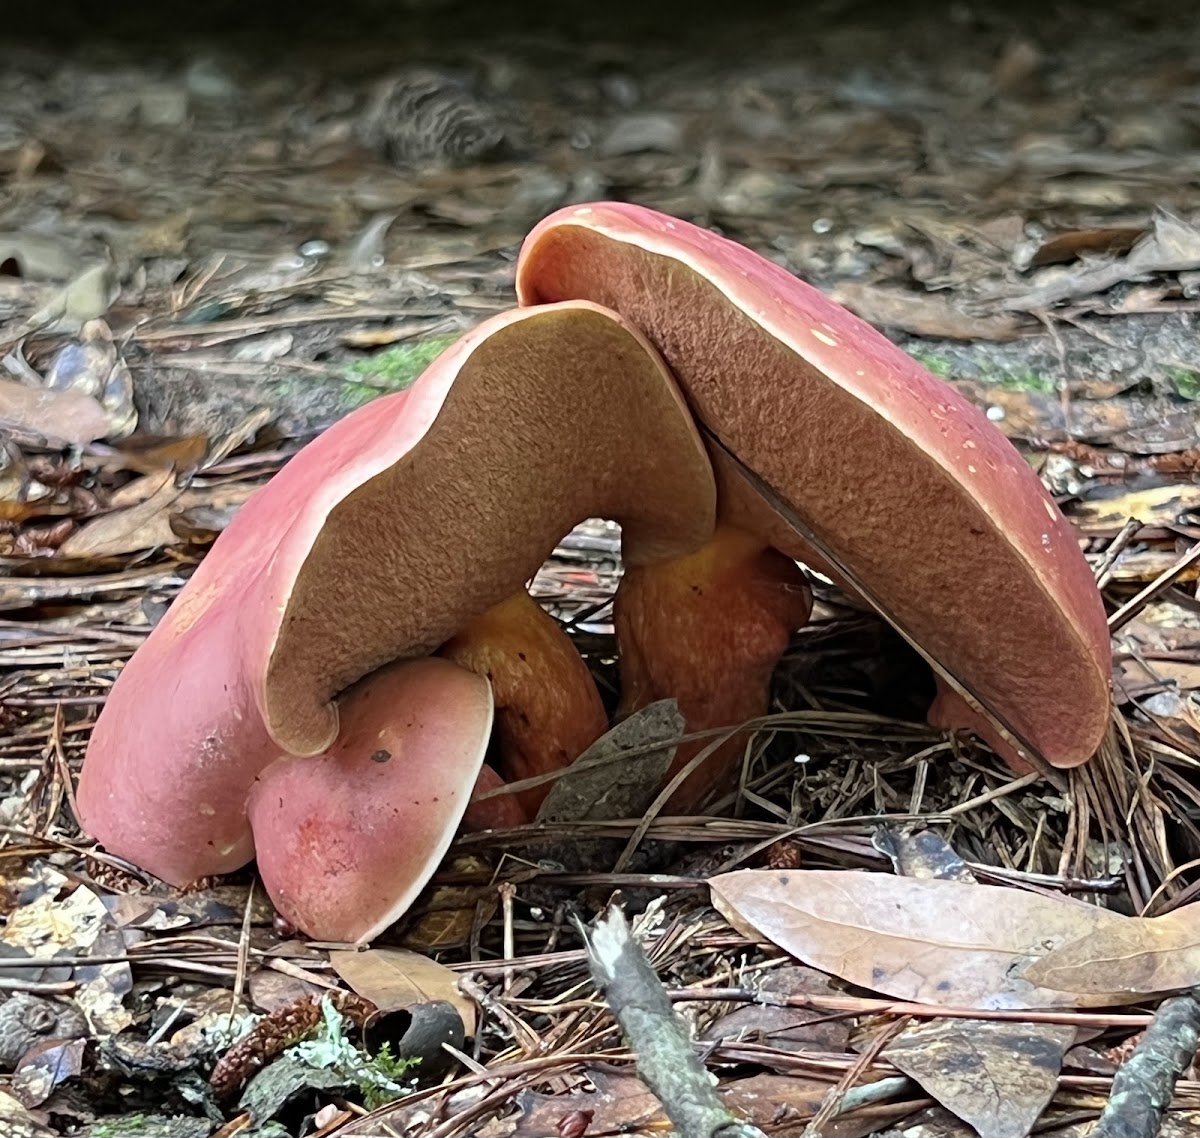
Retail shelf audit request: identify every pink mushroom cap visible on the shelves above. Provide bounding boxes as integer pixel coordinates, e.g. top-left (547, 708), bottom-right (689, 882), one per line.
top-left (77, 299), bottom-right (715, 935)
top-left (248, 657), bottom-right (493, 943)
top-left (515, 203), bottom-right (1111, 770)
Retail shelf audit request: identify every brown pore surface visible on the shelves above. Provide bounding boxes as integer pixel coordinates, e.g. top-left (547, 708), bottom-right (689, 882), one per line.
top-left (517, 219), bottom-right (1111, 767)
top-left (266, 302), bottom-right (715, 755)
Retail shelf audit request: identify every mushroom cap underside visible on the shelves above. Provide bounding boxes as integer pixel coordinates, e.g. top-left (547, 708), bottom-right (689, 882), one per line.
top-left (77, 299), bottom-right (717, 886)
top-left (515, 203), bottom-right (1111, 767)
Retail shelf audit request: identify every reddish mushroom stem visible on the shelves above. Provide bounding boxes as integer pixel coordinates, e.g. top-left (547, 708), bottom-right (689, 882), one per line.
top-left (614, 524), bottom-right (813, 812)
top-left (462, 764), bottom-right (530, 832)
top-left (439, 589), bottom-right (608, 817)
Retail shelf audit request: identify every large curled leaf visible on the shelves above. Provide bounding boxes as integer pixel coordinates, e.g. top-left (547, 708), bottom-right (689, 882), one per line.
top-left (709, 870), bottom-right (1133, 1010)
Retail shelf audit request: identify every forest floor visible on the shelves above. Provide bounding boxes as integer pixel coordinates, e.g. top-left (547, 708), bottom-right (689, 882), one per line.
top-left (3, 1), bottom-right (1200, 1135)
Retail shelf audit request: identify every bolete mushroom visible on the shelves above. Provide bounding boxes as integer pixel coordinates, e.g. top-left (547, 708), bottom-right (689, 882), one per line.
top-left (78, 299), bottom-right (716, 939)
top-left (515, 203), bottom-right (1111, 774)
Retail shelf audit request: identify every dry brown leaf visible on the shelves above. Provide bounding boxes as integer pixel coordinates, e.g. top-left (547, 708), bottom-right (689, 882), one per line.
top-left (73, 929), bottom-right (133, 1037)
top-left (1116, 655), bottom-right (1200, 697)
top-left (702, 1002), bottom-right (848, 1055)
top-left (721, 1073), bottom-right (918, 1138)
top-left (169, 503), bottom-right (244, 545)
top-left (535, 699), bottom-right (682, 824)
top-left (11, 1037), bottom-right (86, 1109)
top-left (247, 970), bottom-right (327, 1014)
top-left (951, 381), bottom-right (1184, 449)
top-left (168, 482), bottom-right (261, 545)
top-left (831, 282), bottom-right (1026, 342)
top-left (399, 855), bottom-right (500, 951)
top-left (26, 260), bottom-right (116, 332)
top-left (328, 947), bottom-right (475, 1035)
top-left (1004, 209), bottom-right (1200, 310)
top-left (0, 378), bottom-right (110, 445)
top-left (1108, 549), bottom-right (1200, 585)
top-left (107, 434), bottom-right (209, 476)
top-left (105, 466), bottom-right (177, 510)
top-left (1024, 904), bottom-right (1200, 996)
top-left (1069, 484), bottom-right (1200, 533)
top-left (58, 469), bottom-right (183, 558)
top-left (204, 408), bottom-right (274, 468)
top-left (1118, 605), bottom-right (1200, 649)
top-left (875, 828), bottom-right (975, 882)
top-left (883, 1018), bottom-right (1075, 1138)
top-left (504, 1070), bottom-right (661, 1138)
top-left (709, 870), bottom-right (1131, 1010)
top-left (866, 839), bottom-right (1073, 1137)
top-left (1026, 226), bottom-right (1144, 267)
top-left (701, 965), bottom-right (850, 1055)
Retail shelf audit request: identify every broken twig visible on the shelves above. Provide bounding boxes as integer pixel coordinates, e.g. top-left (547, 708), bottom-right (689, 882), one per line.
top-left (1090, 989), bottom-right (1200, 1138)
top-left (583, 906), bottom-right (766, 1138)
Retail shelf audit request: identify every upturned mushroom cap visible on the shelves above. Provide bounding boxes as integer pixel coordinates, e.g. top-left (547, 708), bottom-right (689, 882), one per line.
top-left (516, 203), bottom-right (1111, 769)
top-left (248, 657), bottom-right (493, 944)
top-left (77, 300), bottom-right (716, 889)
top-left (439, 589), bottom-right (608, 817)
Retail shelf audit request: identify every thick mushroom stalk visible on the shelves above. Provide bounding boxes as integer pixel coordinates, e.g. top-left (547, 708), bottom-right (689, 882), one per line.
top-left (439, 589), bottom-right (608, 817)
top-left (614, 524), bottom-right (812, 812)
top-left (77, 300), bottom-right (716, 935)
top-left (515, 204), bottom-right (1112, 773)
top-left (248, 657), bottom-right (493, 944)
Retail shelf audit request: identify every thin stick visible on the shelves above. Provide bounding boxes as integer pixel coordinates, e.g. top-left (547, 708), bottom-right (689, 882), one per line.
top-left (804, 1015), bottom-right (910, 1136)
top-left (1094, 517), bottom-right (1144, 589)
top-left (231, 880), bottom-right (255, 1022)
top-left (613, 728), bottom-right (739, 873)
top-left (944, 771), bottom-right (1041, 816)
top-left (670, 988), bottom-right (1156, 1029)
top-left (1108, 541), bottom-right (1200, 633)
top-left (584, 907), bottom-right (766, 1138)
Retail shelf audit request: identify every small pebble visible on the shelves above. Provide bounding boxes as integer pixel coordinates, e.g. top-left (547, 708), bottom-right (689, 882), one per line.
top-left (298, 239), bottom-right (331, 260)
top-left (599, 112), bottom-right (684, 156)
top-left (185, 57), bottom-right (238, 100)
